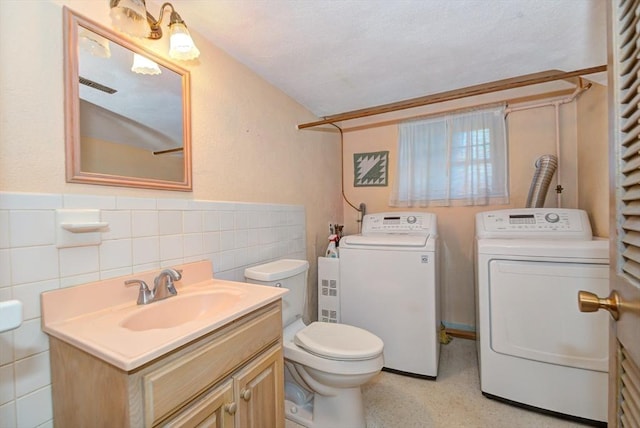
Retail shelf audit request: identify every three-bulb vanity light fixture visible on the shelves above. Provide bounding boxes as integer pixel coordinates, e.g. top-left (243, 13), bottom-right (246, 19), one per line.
top-left (109, 0), bottom-right (200, 74)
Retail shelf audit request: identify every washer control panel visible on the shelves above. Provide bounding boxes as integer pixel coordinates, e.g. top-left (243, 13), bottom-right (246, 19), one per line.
top-left (476, 209), bottom-right (592, 240)
top-left (362, 212), bottom-right (436, 235)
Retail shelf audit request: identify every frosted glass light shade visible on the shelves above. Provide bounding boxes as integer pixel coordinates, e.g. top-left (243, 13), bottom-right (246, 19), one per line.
top-left (109, 0), bottom-right (151, 38)
top-left (79, 28), bottom-right (111, 58)
top-left (169, 23), bottom-right (200, 60)
top-left (131, 53), bottom-right (162, 75)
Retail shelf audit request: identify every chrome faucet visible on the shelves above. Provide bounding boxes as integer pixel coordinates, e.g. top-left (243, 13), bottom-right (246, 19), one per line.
top-left (125, 268), bottom-right (183, 305)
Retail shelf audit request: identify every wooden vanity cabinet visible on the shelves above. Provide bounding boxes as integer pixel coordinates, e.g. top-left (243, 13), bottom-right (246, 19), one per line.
top-left (49, 301), bottom-right (284, 428)
top-left (234, 344), bottom-right (282, 427)
top-left (164, 345), bottom-right (283, 428)
top-left (162, 378), bottom-right (235, 427)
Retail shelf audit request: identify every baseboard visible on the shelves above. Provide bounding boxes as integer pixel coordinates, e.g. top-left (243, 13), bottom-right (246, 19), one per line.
top-left (442, 322), bottom-right (476, 341)
top-left (445, 328), bottom-right (476, 340)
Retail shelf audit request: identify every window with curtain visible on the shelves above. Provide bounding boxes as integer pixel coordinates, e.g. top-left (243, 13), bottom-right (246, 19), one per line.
top-left (389, 105), bottom-right (509, 207)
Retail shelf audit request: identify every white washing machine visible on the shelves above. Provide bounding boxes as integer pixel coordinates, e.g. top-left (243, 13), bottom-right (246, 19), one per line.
top-left (475, 208), bottom-right (609, 424)
top-left (339, 212), bottom-right (440, 378)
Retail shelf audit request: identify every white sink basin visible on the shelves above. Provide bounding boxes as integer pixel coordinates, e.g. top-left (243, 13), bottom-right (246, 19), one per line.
top-left (120, 291), bottom-right (242, 331)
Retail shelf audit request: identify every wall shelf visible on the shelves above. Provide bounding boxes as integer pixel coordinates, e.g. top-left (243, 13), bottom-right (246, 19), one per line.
top-left (56, 209), bottom-right (108, 248)
top-left (60, 222), bottom-right (109, 233)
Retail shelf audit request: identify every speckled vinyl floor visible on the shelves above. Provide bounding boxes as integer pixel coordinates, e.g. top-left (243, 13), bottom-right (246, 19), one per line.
top-left (286, 337), bottom-right (595, 428)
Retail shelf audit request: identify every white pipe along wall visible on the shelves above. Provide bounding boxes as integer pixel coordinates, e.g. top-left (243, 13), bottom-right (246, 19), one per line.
top-left (505, 83), bottom-right (592, 207)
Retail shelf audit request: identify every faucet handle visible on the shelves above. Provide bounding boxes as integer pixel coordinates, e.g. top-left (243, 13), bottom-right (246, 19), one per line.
top-left (125, 279), bottom-right (153, 305)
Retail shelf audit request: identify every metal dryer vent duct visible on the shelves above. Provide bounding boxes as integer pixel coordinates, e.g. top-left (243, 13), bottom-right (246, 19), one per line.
top-left (526, 154), bottom-right (558, 208)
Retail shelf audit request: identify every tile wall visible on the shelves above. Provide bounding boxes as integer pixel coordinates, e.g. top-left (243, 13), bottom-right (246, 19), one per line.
top-left (0, 191), bottom-right (306, 428)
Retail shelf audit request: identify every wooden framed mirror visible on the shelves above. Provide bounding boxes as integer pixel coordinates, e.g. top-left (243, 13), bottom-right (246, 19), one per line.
top-left (63, 7), bottom-right (192, 191)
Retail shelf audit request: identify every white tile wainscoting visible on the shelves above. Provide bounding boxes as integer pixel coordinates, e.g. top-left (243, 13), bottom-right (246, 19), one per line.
top-left (0, 191), bottom-right (306, 428)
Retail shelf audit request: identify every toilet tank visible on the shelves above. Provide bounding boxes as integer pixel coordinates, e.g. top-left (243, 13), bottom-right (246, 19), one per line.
top-left (244, 259), bottom-right (309, 327)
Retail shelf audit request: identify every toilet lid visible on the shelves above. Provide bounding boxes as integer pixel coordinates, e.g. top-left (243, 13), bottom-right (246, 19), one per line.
top-left (294, 322), bottom-right (384, 360)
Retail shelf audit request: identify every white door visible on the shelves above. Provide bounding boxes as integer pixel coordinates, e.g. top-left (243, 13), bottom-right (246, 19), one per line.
top-left (579, 1), bottom-right (640, 426)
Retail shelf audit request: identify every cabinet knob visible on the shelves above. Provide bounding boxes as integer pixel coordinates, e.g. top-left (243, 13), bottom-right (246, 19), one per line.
top-left (224, 402), bottom-right (237, 415)
top-left (241, 388), bottom-right (252, 401)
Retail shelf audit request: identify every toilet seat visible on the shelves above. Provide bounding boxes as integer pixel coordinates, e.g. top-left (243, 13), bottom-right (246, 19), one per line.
top-left (294, 322), bottom-right (383, 361)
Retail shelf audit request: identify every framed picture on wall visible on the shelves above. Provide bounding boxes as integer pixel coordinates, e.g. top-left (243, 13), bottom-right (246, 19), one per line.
top-left (353, 151), bottom-right (389, 187)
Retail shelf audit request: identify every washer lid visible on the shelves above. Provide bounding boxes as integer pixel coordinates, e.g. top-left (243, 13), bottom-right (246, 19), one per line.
top-left (294, 322), bottom-right (384, 360)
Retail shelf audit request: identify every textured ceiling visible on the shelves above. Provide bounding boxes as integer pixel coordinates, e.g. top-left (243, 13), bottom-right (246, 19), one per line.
top-left (159, 0), bottom-right (607, 118)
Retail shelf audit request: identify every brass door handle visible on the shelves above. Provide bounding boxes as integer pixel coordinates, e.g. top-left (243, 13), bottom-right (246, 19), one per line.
top-left (578, 290), bottom-right (620, 320)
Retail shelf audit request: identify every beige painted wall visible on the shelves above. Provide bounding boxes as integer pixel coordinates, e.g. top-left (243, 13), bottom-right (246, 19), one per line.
top-left (0, 0), bottom-right (343, 294)
top-left (577, 83), bottom-right (609, 237)
top-left (341, 84), bottom-right (607, 329)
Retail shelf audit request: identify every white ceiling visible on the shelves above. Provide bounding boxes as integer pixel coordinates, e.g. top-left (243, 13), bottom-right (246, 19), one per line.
top-left (167, 0), bottom-right (607, 118)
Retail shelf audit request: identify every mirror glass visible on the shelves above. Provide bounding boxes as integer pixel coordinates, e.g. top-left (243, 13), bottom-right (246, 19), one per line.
top-left (64, 8), bottom-right (192, 191)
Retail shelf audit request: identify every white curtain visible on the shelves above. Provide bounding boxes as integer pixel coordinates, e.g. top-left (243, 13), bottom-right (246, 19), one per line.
top-left (389, 105), bottom-right (509, 207)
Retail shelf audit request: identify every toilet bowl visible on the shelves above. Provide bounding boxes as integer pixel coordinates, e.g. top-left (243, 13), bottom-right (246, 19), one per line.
top-left (245, 259), bottom-right (384, 428)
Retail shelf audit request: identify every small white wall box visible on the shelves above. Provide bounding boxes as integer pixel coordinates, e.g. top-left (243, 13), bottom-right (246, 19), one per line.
top-left (318, 257), bottom-right (340, 323)
top-left (56, 209), bottom-right (108, 248)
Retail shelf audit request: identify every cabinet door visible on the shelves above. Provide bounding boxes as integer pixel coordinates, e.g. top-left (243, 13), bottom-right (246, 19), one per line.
top-left (163, 379), bottom-right (236, 428)
top-left (234, 345), bottom-right (284, 428)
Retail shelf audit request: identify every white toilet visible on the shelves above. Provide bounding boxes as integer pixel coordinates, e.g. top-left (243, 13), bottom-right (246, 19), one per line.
top-left (245, 259), bottom-right (384, 428)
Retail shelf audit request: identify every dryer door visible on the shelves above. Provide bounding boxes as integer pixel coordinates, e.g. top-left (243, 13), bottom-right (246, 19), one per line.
top-left (489, 259), bottom-right (609, 371)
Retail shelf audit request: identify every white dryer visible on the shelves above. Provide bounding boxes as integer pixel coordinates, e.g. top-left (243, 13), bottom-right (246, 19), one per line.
top-left (339, 212), bottom-right (440, 378)
top-left (475, 208), bottom-right (609, 424)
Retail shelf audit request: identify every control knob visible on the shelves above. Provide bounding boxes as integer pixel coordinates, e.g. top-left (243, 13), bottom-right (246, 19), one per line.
top-left (407, 216), bottom-right (417, 224)
top-left (544, 213), bottom-right (560, 223)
